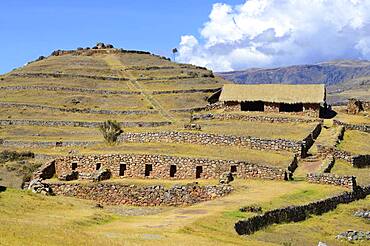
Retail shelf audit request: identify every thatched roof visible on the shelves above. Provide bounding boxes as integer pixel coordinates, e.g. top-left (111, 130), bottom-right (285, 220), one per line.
top-left (219, 84), bottom-right (326, 104)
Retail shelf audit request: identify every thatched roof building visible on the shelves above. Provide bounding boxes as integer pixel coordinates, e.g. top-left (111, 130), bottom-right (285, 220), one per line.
top-left (218, 84), bottom-right (326, 117)
top-left (219, 84), bottom-right (325, 104)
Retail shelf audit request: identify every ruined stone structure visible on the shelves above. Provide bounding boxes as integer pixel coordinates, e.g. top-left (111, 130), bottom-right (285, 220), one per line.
top-left (333, 119), bottom-right (370, 133)
top-left (46, 182), bottom-right (233, 206)
top-left (118, 131), bottom-right (304, 155)
top-left (54, 154), bottom-right (287, 181)
top-left (235, 185), bottom-right (370, 235)
top-left (347, 98), bottom-right (369, 114)
top-left (306, 173), bottom-right (357, 189)
top-left (218, 84), bottom-right (326, 117)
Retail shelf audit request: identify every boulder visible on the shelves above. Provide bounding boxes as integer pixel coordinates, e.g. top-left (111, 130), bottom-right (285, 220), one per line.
top-left (219, 172), bottom-right (234, 184)
top-left (92, 168), bottom-right (111, 182)
top-left (28, 178), bottom-right (52, 195)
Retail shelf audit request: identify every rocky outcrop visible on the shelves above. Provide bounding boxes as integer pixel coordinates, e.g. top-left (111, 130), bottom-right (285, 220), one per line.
top-left (336, 231), bottom-right (370, 241)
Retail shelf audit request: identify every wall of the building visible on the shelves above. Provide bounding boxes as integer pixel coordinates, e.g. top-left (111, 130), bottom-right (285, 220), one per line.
top-left (55, 154), bottom-right (286, 181)
top-left (223, 101), bottom-right (320, 117)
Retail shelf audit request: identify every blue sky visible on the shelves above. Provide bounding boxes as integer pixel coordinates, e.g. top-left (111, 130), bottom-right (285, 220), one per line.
top-left (0, 0), bottom-right (243, 74)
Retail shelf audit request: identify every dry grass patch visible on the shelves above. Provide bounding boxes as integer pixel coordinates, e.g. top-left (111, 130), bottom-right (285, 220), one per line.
top-left (338, 130), bottom-right (370, 154)
top-left (331, 160), bottom-right (370, 185)
top-left (198, 120), bottom-right (316, 140)
top-left (0, 90), bottom-right (149, 110)
top-left (153, 93), bottom-right (211, 110)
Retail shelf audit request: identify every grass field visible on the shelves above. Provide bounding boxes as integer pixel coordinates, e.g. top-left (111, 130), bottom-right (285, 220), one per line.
top-left (331, 160), bottom-right (370, 185)
top-left (0, 180), bottom-right (346, 246)
top-left (0, 142), bottom-right (293, 168)
top-left (338, 130), bottom-right (370, 154)
top-left (198, 120), bottom-right (317, 140)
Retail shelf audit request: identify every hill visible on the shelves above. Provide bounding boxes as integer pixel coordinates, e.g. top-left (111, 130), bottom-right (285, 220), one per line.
top-left (217, 60), bottom-right (370, 105)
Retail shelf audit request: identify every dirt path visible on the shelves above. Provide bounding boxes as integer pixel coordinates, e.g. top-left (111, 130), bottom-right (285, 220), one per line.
top-left (103, 56), bottom-right (175, 122)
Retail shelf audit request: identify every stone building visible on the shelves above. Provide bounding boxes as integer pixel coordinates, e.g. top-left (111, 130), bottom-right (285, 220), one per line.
top-left (346, 98), bottom-right (369, 114)
top-left (218, 84), bottom-right (326, 117)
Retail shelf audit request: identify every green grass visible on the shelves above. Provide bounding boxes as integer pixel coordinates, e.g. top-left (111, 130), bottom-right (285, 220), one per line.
top-left (198, 120), bottom-right (317, 140)
top-left (0, 90), bottom-right (150, 110)
top-left (331, 160), bottom-right (370, 185)
top-left (0, 180), bottom-right (345, 246)
top-left (338, 130), bottom-right (370, 154)
top-left (0, 142), bottom-right (293, 168)
top-left (0, 108), bottom-right (162, 122)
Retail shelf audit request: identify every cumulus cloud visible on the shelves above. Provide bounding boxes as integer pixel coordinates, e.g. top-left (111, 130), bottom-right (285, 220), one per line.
top-left (177, 0), bottom-right (370, 71)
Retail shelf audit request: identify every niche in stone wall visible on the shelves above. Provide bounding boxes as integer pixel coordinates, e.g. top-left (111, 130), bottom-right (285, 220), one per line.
top-left (170, 165), bottom-right (177, 177)
top-left (241, 101), bottom-right (264, 111)
top-left (279, 103), bottom-right (303, 112)
top-left (96, 163), bottom-right (101, 170)
top-left (119, 163), bottom-right (127, 176)
top-left (71, 162), bottom-right (77, 171)
top-left (230, 165), bottom-right (237, 173)
top-left (145, 164), bottom-right (153, 177)
top-left (196, 166), bottom-right (203, 179)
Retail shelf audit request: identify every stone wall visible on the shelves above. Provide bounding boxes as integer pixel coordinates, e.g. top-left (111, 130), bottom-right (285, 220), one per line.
top-left (54, 154), bottom-right (287, 181)
top-left (0, 139), bottom-right (100, 148)
top-left (170, 102), bottom-right (224, 113)
top-left (0, 119), bottom-right (171, 128)
top-left (316, 144), bottom-right (369, 168)
top-left (118, 131), bottom-right (303, 155)
top-left (352, 155), bottom-right (370, 168)
top-left (222, 102), bottom-right (320, 117)
top-left (333, 119), bottom-right (370, 133)
top-left (46, 182), bottom-right (232, 206)
top-left (0, 102), bottom-right (158, 115)
top-left (192, 113), bottom-right (320, 123)
top-left (10, 72), bottom-right (129, 81)
top-left (306, 173), bottom-right (357, 189)
top-left (234, 185), bottom-right (370, 235)
top-left (152, 88), bottom-right (220, 95)
top-left (0, 86), bottom-right (140, 95)
top-left (301, 123), bottom-right (322, 156)
top-left (32, 160), bottom-right (56, 180)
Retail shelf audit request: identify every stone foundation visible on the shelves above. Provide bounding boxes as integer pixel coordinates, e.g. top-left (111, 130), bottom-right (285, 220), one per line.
top-left (46, 182), bottom-right (233, 206)
top-left (55, 154), bottom-right (287, 181)
top-left (333, 120), bottom-right (370, 133)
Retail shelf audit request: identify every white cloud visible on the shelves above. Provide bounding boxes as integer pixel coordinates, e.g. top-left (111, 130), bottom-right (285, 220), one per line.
top-left (178, 0), bottom-right (370, 72)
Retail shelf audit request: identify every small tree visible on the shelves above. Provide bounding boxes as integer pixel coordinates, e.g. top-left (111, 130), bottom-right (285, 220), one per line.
top-left (172, 48), bottom-right (178, 62)
top-left (99, 120), bottom-right (123, 144)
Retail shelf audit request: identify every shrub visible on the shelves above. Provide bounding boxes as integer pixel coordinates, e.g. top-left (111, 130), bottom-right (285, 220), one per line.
top-left (0, 150), bottom-right (34, 164)
top-left (99, 120), bottom-right (123, 144)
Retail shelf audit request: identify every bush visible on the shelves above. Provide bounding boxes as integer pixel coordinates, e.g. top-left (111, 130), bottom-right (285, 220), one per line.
top-left (0, 150), bottom-right (34, 164)
top-left (99, 120), bottom-right (123, 144)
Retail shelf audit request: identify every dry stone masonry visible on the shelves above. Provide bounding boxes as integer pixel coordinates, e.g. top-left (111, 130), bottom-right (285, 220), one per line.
top-left (118, 131), bottom-right (304, 155)
top-left (55, 154), bottom-right (287, 181)
top-left (333, 119), bottom-right (370, 133)
top-left (0, 119), bottom-right (171, 128)
top-left (306, 173), bottom-right (357, 189)
top-left (235, 185), bottom-right (370, 235)
top-left (46, 182), bottom-right (233, 206)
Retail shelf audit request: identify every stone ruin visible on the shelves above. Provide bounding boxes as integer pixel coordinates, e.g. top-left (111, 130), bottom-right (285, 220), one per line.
top-left (347, 98), bottom-right (369, 114)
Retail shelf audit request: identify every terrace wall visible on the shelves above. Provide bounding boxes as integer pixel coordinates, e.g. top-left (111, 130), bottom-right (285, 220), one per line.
top-left (118, 131), bottom-right (303, 155)
top-left (46, 182), bottom-right (233, 206)
top-left (235, 185), bottom-right (370, 235)
top-left (333, 120), bottom-right (370, 133)
top-left (306, 173), bottom-right (357, 189)
top-left (55, 154), bottom-right (287, 180)
top-left (191, 113), bottom-right (320, 123)
top-left (0, 119), bottom-right (171, 128)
